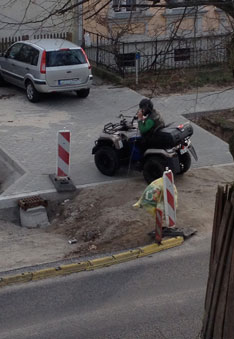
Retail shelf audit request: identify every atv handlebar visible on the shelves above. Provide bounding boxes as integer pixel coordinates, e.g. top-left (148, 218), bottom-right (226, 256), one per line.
top-left (104, 114), bottom-right (138, 134)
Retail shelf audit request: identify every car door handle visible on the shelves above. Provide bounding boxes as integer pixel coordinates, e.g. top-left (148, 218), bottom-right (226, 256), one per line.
top-left (25, 67), bottom-right (29, 71)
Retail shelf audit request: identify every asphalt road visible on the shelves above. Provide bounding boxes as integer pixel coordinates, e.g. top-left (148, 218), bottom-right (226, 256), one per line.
top-left (0, 235), bottom-right (209, 339)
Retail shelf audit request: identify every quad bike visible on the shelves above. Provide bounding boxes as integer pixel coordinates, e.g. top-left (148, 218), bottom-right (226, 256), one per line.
top-left (92, 114), bottom-right (198, 184)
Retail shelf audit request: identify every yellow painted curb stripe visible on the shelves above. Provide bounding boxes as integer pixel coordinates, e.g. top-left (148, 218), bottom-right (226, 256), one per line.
top-left (87, 256), bottom-right (115, 269)
top-left (112, 249), bottom-right (141, 263)
top-left (0, 272), bottom-right (33, 287)
top-left (0, 237), bottom-right (184, 287)
top-left (138, 237), bottom-right (184, 257)
top-left (59, 262), bottom-right (90, 274)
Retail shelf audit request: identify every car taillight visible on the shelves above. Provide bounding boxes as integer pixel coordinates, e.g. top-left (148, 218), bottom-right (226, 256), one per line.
top-left (40, 50), bottom-right (46, 74)
top-left (81, 48), bottom-right (91, 69)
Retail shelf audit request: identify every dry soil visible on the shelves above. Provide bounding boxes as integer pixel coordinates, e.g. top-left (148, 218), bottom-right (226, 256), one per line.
top-left (0, 163), bottom-right (234, 272)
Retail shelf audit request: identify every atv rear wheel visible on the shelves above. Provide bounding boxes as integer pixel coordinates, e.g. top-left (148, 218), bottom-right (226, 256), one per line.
top-left (95, 146), bottom-right (120, 176)
top-left (143, 156), bottom-right (165, 184)
top-left (179, 152), bottom-right (191, 174)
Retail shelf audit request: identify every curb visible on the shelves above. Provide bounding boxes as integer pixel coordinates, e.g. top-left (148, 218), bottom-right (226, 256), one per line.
top-left (0, 237), bottom-right (184, 288)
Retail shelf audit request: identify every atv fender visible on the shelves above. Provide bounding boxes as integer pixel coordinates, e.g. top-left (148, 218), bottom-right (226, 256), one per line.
top-left (143, 148), bottom-right (177, 159)
top-left (92, 135), bottom-right (123, 155)
top-left (143, 149), bottom-right (180, 174)
top-left (92, 139), bottom-right (115, 154)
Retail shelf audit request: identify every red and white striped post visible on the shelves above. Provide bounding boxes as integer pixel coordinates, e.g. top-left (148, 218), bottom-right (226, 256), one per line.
top-left (163, 169), bottom-right (176, 227)
top-left (49, 129), bottom-right (76, 192)
top-left (155, 208), bottom-right (163, 243)
top-left (56, 130), bottom-right (71, 178)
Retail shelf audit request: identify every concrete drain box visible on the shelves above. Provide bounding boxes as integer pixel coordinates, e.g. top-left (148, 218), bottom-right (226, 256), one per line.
top-left (18, 196), bottom-right (49, 228)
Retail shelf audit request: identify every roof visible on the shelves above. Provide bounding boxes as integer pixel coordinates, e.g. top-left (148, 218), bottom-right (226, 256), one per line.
top-left (18, 39), bottom-right (81, 51)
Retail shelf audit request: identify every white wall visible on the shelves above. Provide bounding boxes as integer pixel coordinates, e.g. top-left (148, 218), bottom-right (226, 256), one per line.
top-left (0, 0), bottom-right (75, 38)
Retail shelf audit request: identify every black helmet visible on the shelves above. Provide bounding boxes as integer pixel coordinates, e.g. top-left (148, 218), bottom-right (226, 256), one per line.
top-left (139, 98), bottom-right (153, 115)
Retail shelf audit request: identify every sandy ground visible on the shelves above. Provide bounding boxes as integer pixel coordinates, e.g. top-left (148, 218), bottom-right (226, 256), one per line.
top-left (0, 164), bottom-right (233, 273)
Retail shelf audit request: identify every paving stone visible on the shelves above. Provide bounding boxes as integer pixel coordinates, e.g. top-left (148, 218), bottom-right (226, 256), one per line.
top-left (0, 84), bottom-right (233, 197)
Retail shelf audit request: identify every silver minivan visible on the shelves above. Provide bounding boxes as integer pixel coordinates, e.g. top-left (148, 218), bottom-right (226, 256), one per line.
top-left (0, 39), bottom-right (93, 102)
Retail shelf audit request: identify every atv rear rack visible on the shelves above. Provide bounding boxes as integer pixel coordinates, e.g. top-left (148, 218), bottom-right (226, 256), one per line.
top-left (103, 122), bottom-right (120, 134)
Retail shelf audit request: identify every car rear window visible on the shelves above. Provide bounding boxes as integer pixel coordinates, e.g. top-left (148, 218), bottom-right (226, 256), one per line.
top-left (46, 49), bottom-right (86, 67)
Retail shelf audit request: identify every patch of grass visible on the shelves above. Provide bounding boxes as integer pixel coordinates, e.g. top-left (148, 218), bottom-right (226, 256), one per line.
top-left (91, 64), bottom-right (123, 85)
top-left (128, 65), bottom-right (234, 94)
top-left (94, 63), bottom-right (234, 94)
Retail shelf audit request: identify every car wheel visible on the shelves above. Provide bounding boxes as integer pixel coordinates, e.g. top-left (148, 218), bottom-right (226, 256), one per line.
top-left (143, 156), bottom-right (165, 184)
top-left (76, 88), bottom-right (90, 98)
top-left (26, 81), bottom-right (40, 102)
top-left (94, 146), bottom-right (119, 176)
top-left (179, 152), bottom-right (191, 174)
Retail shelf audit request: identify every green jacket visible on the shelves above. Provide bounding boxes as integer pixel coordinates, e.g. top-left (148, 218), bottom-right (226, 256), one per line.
top-left (138, 109), bottom-right (165, 136)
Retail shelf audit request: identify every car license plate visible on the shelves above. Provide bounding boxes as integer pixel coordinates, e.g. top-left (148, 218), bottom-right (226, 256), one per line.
top-left (180, 147), bottom-right (188, 155)
top-left (58, 79), bottom-right (80, 85)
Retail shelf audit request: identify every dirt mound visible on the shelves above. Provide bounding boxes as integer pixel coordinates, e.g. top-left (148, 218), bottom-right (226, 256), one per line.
top-left (48, 165), bottom-right (234, 259)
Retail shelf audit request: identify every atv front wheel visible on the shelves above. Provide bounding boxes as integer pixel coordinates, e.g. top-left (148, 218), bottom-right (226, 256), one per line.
top-left (94, 146), bottom-right (120, 176)
top-left (179, 152), bottom-right (191, 174)
top-left (143, 156), bottom-right (165, 184)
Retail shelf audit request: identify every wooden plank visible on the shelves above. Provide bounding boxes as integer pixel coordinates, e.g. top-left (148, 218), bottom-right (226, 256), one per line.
top-left (223, 246), bottom-right (234, 338)
top-left (205, 209), bottom-right (234, 338)
top-left (223, 194), bottom-right (234, 338)
top-left (202, 186), bottom-right (223, 336)
top-left (212, 216), bottom-right (234, 338)
top-left (203, 186), bottom-right (223, 333)
top-left (210, 186), bottom-right (224, 266)
top-left (203, 200), bottom-right (232, 338)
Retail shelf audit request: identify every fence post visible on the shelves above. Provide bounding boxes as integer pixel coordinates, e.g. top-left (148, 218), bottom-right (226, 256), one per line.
top-left (135, 52), bottom-right (140, 85)
top-left (96, 34), bottom-right (99, 66)
top-left (155, 39), bottom-right (158, 71)
top-left (122, 42), bottom-right (125, 78)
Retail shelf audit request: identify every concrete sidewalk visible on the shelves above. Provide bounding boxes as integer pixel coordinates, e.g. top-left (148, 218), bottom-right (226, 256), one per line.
top-left (0, 82), bottom-right (233, 200)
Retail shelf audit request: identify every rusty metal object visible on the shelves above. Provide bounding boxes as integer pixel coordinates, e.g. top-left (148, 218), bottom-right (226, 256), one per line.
top-left (18, 196), bottom-right (48, 211)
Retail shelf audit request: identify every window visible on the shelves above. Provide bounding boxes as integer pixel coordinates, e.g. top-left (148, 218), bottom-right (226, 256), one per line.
top-left (174, 48), bottom-right (190, 61)
top-left (116, 53), bottom-right (136, 67)
top-left (46, 49), bottom-right (86, 67)
top-left (113, 0), bottom-right (137, 12)
top-left (6, 43), bottom-right (23, 60)
top-left (18, 45), bottom-right (39, 65)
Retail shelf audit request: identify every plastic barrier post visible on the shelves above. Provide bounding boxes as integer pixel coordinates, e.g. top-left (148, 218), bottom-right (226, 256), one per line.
top-left (56, 130), bottom-right (71, 178)
top-left (49, 130), bottom-right (76, 192)
top-left (163, 169), bottom-right (176, 227)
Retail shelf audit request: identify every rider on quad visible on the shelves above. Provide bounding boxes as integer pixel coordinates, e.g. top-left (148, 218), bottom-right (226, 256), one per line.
top-left (137, 98), bottom-right (165, 150)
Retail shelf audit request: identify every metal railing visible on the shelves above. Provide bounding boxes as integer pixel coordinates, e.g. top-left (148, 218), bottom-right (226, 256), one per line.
top-left (84, 31), bottom-right (232, 77)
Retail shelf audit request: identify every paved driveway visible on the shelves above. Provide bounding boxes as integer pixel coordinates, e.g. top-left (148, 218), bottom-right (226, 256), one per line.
top-left (0, 80), bottom-right (232, 197)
